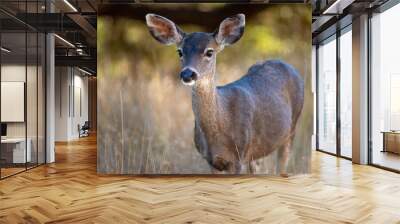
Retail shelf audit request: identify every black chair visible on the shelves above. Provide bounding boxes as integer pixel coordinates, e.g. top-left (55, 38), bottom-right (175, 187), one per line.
top-left (78, 121), bottom-right (90, 138)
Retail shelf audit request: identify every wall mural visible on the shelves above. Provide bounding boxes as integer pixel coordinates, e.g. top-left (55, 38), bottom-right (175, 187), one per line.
top-left (98, 4), bottom-right (312, 175)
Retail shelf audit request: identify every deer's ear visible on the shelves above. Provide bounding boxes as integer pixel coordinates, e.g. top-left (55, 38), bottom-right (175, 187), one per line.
top-left (145, 14), bottom-right (185, 45)
top-left (214, 14), bottom-right (245, 46)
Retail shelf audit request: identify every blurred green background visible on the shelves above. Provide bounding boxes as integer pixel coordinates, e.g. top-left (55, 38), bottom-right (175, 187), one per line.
top-left (97, 4), bottom-right (312, 174)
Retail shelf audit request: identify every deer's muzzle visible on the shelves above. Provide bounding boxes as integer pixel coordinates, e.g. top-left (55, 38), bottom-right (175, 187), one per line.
top-left (180, 68), bottom-right (198, 86)
top-left (212, 156), bottom-right (230, 171)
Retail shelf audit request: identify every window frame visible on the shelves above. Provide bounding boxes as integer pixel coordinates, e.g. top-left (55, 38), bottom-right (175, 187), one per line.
top-left (315, 23), bottom-right (353, 161)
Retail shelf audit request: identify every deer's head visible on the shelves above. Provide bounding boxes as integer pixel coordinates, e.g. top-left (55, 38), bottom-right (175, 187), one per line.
top-left (146, 13), bottom-right (245, 86)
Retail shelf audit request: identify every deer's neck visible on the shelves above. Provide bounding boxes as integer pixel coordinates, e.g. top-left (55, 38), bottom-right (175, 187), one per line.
top-left (192, 73), bottom-right (222, 135)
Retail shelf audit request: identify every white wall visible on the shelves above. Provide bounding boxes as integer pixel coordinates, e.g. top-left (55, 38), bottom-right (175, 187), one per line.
top-left (55, 67), bottom-right (89, 141)
top-left (1, 65), bottom-right (26, 140)
top-left (55, 67), bottom-right (70, 141)
top-left (1, 65), bottom-right (25, 81)
top-left (1, 65), bottom-right (36, 138)
top-left (1, 63), bottom-right (46, 164)
top-left (71, 73), bottom-right (89, 138)
top-left (1, 82), bottom-right (25, 122)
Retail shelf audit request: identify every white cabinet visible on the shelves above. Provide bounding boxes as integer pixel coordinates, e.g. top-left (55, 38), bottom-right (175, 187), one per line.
top-left (1, 138), bottom-right (32, 163)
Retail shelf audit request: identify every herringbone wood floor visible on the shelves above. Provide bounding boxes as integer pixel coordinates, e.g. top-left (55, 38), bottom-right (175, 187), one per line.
top-left (1, 135), bottom-right (400, 224)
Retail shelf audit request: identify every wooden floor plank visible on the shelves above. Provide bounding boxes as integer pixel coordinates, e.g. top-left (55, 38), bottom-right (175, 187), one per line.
top-left (0, 135), bottom-right (399, 223)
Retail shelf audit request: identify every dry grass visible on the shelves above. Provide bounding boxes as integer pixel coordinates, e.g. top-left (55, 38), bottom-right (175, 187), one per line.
top-left (98, 72), bottom-right (210, 173)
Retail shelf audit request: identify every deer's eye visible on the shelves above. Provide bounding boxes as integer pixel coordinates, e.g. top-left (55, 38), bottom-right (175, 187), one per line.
top-left (205, 49), bottom-right (214, 58)
top-left (177, 49), bottom-right (183, 58)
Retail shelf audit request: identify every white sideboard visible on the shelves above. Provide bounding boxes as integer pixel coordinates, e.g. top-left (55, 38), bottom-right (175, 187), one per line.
top-left (1, 138), bottom-right (32, 163)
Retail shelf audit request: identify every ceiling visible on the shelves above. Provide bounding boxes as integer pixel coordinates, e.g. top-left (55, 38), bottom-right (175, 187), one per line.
top-left (311, 0), bottom-right (391, 44)
top-left (0, 0), bottom-right (97, 74)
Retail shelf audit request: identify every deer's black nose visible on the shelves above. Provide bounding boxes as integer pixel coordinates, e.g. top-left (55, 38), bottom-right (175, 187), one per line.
top-left (212, 156), bottom-right (230, 171)
top-left (180, 68), bottom-right (198, 84)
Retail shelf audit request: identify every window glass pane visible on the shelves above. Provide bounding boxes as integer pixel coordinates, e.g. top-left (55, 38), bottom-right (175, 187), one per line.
top-left (371, 4), bottom-right (400, 171)
top-left (27, 30), bottom-right (38, 169)
top-left (312, 46), bottom-right (317, 150)
top-left (1, 28), bottom-right (27, 177)
top-left (0, 1), bottom-right (46, 179)
top-left (26, 0), bottom-right (39, 169)
top-left (38, 32), bottom-right (45, 165)
top-left (340, 28), bottom-right (352, 158)
top-left (318, 36), bottom-right (337, 154)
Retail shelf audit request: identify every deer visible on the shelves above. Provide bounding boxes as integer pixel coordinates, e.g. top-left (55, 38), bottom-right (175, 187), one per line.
top-left (145, 13), bottom-right (304, 176)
